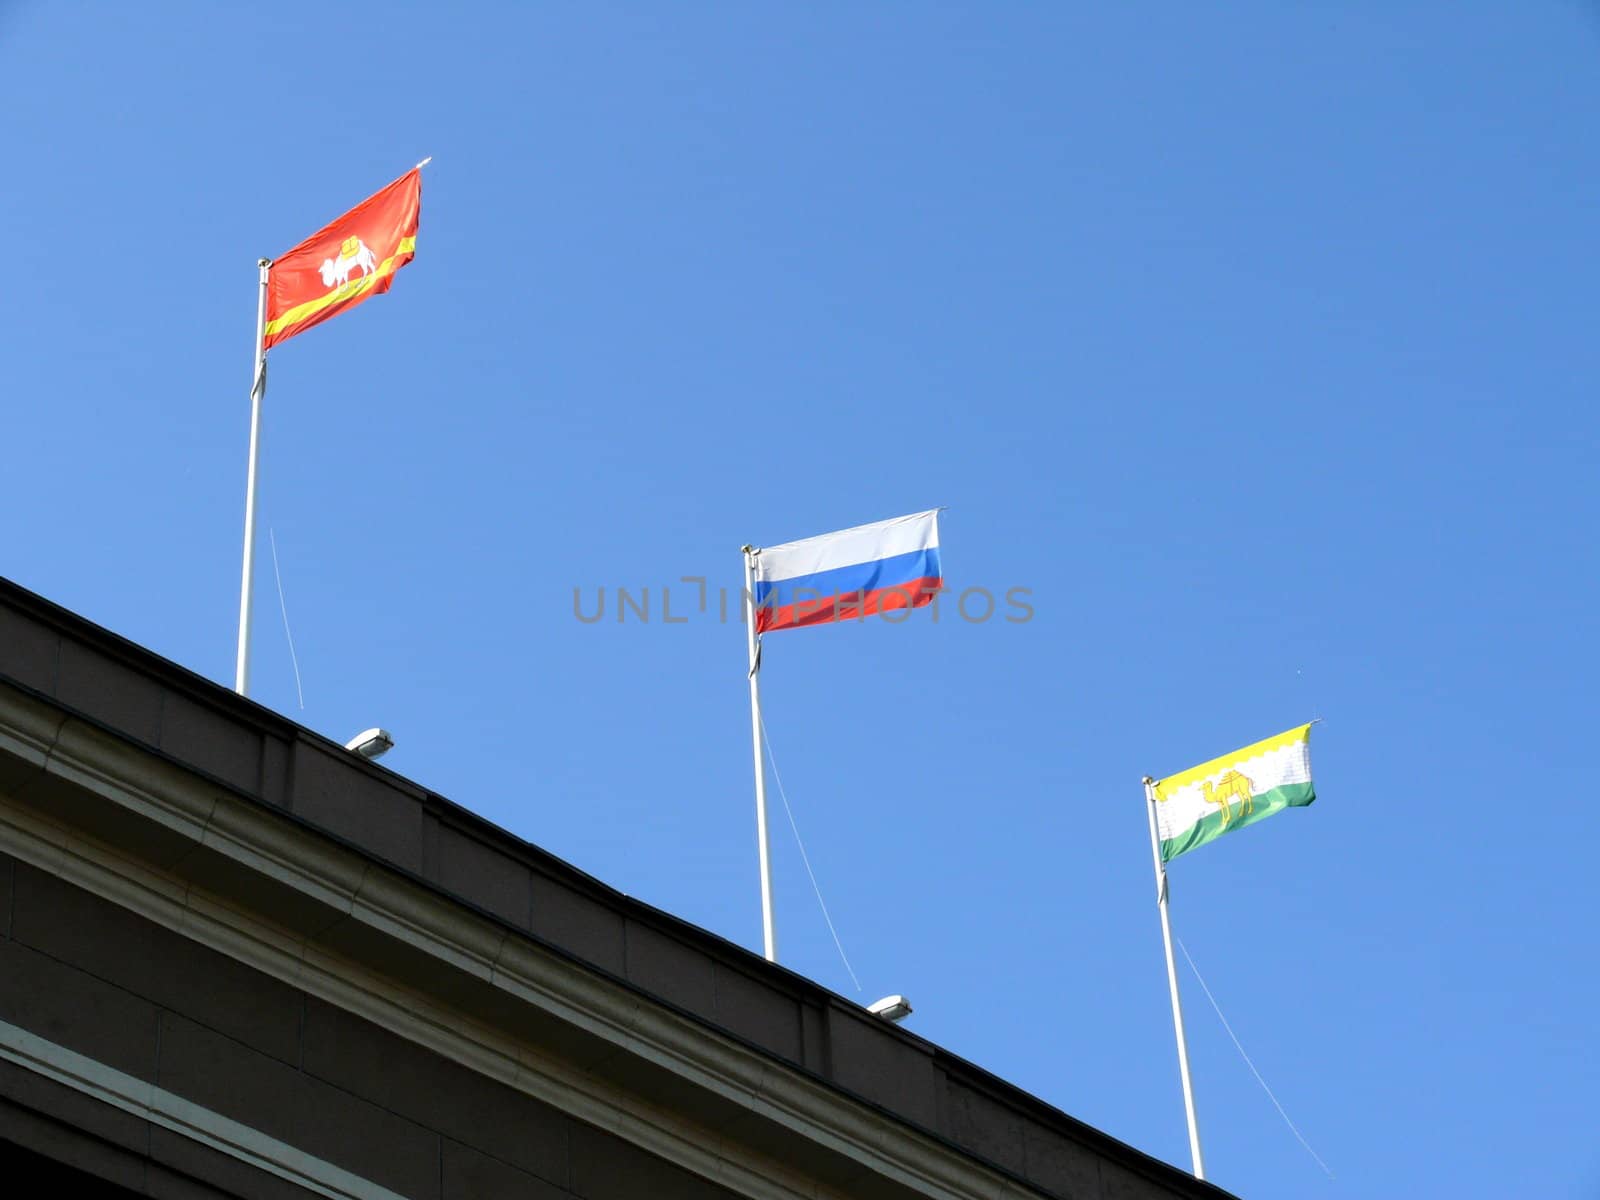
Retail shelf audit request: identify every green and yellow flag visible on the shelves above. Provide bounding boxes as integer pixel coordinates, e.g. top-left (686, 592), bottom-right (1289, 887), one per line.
top-left (1154, 724), bottom-right (1316, 862)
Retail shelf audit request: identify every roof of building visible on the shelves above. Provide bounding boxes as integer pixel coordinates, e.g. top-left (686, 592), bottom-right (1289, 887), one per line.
top-left (0, 576), bottom-right (1236, 1200)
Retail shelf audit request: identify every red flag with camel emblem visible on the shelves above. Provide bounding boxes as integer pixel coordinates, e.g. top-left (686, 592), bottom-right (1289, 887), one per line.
top-left (264, 167), bottom-right (421, 349)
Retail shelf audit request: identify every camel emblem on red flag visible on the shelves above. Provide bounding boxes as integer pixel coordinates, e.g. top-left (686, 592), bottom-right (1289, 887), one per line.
top-left (319, 236), bottom-right (378, 289)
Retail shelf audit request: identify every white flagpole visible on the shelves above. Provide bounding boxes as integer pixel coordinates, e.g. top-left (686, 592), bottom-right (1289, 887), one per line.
top-left (1144, 776), bottom-right (1205, 1180)
top-left (234, 258), bottom-right (271, 696)
top-left (743, 546), bottom-right (777, 962)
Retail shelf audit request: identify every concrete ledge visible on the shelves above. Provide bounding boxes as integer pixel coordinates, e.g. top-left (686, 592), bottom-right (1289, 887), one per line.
top-left (0, 1019), bottom-right (413, 1200)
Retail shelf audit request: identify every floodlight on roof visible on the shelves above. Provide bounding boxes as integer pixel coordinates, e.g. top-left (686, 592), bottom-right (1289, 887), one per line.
top-left (344, 728), bottom-right (394, 761)
top-left (867, 995), bottom-right (913, 1024)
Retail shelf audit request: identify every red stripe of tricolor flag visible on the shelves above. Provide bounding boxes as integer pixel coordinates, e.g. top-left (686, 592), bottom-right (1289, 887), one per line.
top-left (264, 167), bottom-right (421, 349)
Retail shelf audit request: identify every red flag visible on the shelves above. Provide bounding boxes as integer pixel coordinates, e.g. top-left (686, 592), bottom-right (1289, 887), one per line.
top-left (264, 168), bottom-right (421, 349)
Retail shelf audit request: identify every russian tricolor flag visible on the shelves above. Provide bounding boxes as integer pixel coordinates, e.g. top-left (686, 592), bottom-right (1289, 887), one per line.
top-left (751, 510), bottom-right (943, 633)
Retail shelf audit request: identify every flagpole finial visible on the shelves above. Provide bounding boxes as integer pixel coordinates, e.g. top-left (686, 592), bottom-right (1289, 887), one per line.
top-left (415, 156), bottom-right (433, 170)
top-left (1142, 775), bottom-right (1155, 786)
top-left (258, 257), bottom-right (271, 268)
top-left (741, 544), bottom-right (756, 555)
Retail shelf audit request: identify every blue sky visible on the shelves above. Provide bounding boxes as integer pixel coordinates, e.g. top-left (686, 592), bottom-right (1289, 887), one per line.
top-left (3, 3), bottom-right (1598, 1195)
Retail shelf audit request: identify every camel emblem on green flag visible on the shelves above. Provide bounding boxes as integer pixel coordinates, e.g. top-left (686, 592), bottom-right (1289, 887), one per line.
top-left (1156, 769), bottom-right (1258, 827)
top-left (1199, 770), bottom-right (1255, 826)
